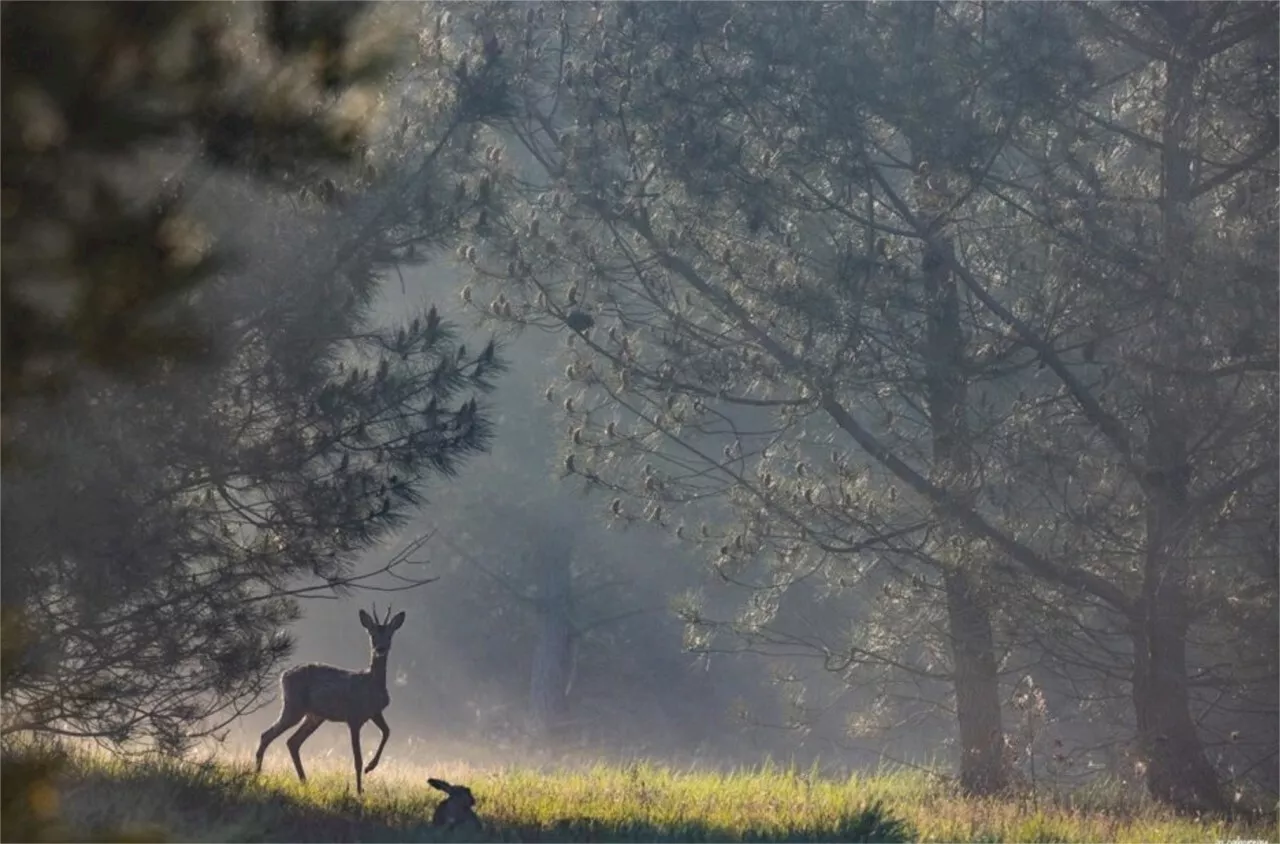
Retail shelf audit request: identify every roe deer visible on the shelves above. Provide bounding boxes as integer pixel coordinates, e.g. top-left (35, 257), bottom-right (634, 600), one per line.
top-left (255, 605), bottom-right (404, 794)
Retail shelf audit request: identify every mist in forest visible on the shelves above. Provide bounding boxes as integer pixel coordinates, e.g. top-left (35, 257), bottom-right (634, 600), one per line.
top-left (3, 3), bottom-right (1275, 819)
top-left (228, 256), bottom-right (850, 774)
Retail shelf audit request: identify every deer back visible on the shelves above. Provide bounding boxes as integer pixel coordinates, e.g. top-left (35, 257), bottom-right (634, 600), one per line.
top-left (283, 663), bottom-right (389, 723)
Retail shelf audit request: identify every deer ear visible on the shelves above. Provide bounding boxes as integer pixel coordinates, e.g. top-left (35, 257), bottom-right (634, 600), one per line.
top-left (388, 611), bottom-right (406, 631)
top-left (359, 609), bottom-right (375, 630)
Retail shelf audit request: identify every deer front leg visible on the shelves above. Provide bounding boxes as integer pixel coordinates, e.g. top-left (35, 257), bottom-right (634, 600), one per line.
top-left (349, 720), bottom-right (365, 794)
top-left (286, 714), bottom-right (324, 783)
top-left (365, 713), bottom-right (391, 774)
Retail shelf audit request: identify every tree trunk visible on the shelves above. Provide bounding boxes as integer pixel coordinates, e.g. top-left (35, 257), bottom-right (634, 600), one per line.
top-left (528, 534), bottom-right (574, 741)
top-left (1131, 413), bottom-right (1224, 812)
top-left (1123, 38), bottom-right (1224, 813)
top-left (899, 1), bottom-right (1007, 795)
top-left (1131, 602), bottom-right (1224, 812)
top-left (944, 568), bottom-right (1008, 795)
top-left (921, 218), bottom-right (1008, 793)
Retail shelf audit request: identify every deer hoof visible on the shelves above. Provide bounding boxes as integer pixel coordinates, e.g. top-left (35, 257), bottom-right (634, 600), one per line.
top-left (364, 761), bottom-right (379, 774)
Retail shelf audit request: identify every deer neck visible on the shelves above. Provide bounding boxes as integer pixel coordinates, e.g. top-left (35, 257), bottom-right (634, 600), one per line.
top-left (368, 650), bottom-right (389, 690)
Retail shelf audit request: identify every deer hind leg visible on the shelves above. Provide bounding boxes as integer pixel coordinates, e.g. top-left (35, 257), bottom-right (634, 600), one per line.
top-left (284, 714), bottom-right (324, 783)
top-left (256, 704), bottom-right (305, 773)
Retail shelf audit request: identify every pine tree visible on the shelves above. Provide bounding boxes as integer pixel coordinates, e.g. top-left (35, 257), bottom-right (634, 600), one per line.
top-left (2, 1), bottom-right (514, 752)
top-left (466, 0), bottom-right (1277, 808)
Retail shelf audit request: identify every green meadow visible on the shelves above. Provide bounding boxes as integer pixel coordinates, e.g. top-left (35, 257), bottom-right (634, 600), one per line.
top-left (9, 745), bottom-right (1276, 843)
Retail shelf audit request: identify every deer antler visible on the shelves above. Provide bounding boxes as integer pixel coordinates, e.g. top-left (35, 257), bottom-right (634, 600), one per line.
top-left (369, 602), bottom-right (394, 626)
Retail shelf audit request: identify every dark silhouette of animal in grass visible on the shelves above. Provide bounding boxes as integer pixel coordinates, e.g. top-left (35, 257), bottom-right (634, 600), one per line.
top-left (429, 778), bottom-right (480, 829)
top-left (255, 605), bottom-right (404, 794)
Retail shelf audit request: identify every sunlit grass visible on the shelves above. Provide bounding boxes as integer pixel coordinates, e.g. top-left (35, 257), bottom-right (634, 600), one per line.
top-left (21, 744), bottom-right (1280, 843)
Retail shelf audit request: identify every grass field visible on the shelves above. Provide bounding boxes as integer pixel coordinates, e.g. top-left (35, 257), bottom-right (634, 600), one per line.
top-left (8, 745), bottom-right (1278, 843)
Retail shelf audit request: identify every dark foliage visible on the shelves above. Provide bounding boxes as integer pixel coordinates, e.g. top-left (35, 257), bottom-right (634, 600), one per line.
top-left (2, 0), bottom-right (513, 753)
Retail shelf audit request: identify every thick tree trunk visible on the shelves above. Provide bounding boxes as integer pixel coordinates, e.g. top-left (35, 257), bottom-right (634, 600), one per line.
top-left (1131, 603), bottom-right (1224, 812)
top-left (943, 568), bottom-right (1007, 795)
top-left (1131, 414), bottom-right (1224, 812)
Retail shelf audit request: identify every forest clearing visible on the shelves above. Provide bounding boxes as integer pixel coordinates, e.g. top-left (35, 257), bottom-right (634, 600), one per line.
top-left (9, 744), bottom-right (1277, 843)
top-left (3, 3), bottom-right (1276, 842)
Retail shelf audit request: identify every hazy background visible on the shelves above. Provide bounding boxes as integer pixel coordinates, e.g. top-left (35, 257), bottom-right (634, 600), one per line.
top-left (229, 254), bottom-right (856, 773)
top-left (3, 3), bottom-right (1273, 817)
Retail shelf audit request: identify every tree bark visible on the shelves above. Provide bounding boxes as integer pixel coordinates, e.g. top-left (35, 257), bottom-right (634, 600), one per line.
top-left (944, 568), bottom-right (1008, 794)
top-left (1131, 598), bottom-right (1224, 812)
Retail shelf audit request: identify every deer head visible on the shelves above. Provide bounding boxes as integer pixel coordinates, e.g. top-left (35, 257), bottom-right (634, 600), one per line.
top-left (359, 604), bottom-right (405, 657)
